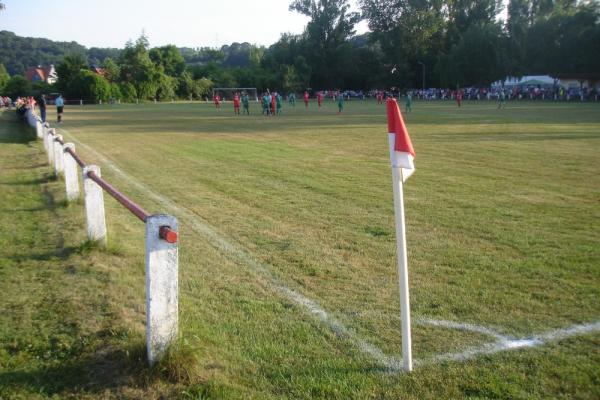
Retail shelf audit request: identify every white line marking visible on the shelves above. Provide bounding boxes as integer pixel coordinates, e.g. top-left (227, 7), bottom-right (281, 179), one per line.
top-left (417, 318), bottom-right (509, 341)
top-left (60, 129), bottom-right (402, 370)
top-left (418, 320), bottom-right (600, 366)
top-left (536, 321), bottom-right (600, 342)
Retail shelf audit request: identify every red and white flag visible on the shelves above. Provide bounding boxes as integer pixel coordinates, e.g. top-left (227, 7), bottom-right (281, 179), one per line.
top-left (387, 98), bottom-right (415, 182)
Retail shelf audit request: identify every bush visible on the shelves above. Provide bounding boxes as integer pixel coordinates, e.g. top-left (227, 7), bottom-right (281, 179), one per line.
top-left (119, 82), bottom-right (137, 103)
top-left (68, 70), bottom-right (111, 103)
top-left (109, 83), bottom-right (122, 101)
top-left (4, 76), bottom-right (32, 98)
top-left (195, 78), bottom-right (213, 100)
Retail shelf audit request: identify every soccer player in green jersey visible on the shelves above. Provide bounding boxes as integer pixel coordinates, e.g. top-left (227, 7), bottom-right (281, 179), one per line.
top-left (242, 92), bottom-right (250, 115)
top-left (498, 90), bottom-right (506, 109)
top-left (337, 93), bottom-right (345, 114)
top-left (262, 93), bottom-right (270, 115)
top-left (276, 93), bottom-right (283, 115)
top-left (405, 92), bottom-right (412, 113)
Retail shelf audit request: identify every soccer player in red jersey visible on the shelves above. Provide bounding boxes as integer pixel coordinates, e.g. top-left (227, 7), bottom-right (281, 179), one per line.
top-left (233, 92), bottom-right (241, 115)
top-left (303, 91), bottom-right (309, 109)
top-left (317, 92), bottom-right (323, 108)
top-left (214, 94), bottom-right (221, 109)
top-left (455, 89), bottom-right (462, 107)
top-left (270, 92), bottom-right (277, 115)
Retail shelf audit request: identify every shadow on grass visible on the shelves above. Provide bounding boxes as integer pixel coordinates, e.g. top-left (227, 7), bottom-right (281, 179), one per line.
top-left (4, 239), bottom-right (125, 263)
top-left (6, 245), bottom-right (86, 263)
top-left (0, 176), bottom-right (51, 186)
top-left (0, 112), bottom-right (37, 144)
top-left (0, 341), bottom-right (153, 397)
top-left (0, 337), bottom-right (210, 398)
top-left (0, 206), bottom-right (49, 212)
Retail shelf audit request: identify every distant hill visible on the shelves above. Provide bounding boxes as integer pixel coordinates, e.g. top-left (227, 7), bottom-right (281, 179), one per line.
top-left (0, 31), bottom-right (259, 77)
top-left (0, 31), bottom-right (121, 75)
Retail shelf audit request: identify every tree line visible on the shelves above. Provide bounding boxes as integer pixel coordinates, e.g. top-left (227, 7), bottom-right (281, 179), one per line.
top-left (1, 0), bottom-right (599, 102)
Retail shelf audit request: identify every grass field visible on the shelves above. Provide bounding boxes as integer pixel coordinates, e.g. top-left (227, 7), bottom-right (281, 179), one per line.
top-left (1, 99), bottom-right (599, 399)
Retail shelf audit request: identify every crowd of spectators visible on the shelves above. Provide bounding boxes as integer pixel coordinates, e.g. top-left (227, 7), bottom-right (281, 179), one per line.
top-left (405, 85), bottom-right (599, 102)
top-left (313, 86), bottom-right (599, 102)
top-left (1, 96), bottom-right (13, 109)
top-left (1, 95), bottom-right (45, 120)
top-left (11, 96), bottom-right (37, 117)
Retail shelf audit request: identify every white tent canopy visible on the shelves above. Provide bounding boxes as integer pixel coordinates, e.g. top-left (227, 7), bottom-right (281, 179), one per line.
top-left (493, 75), bottom-right (556, 88)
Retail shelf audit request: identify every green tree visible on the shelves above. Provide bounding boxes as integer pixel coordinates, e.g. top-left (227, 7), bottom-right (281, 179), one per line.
top-left (119, 35), bottom-right (159, 100)
top-left (32, 81), bottom-right (54, 97)
top-left (69, 70), bottom-right (111, 102)
top-left (102, 57), bottom-right (120, 82)
top-left (0, 63), bottom-right (9, 92)
top-left (359, 0), bottom-right (447, 87)
top-left (437, 23), bottom-right (507, 87)
top-left (155, 71), bottom-right (177, 101)
top-left (195, 78), bottom-right (213, 99)
top-left (289, 0), bottom-right (361, 87)
top-left (56, 53), bottom-right (88, 92)
top-left (177, 70), bottom-right (195, 99)
top-left (149, 45), bottom-right (186, 76)
top-left (110, 83), bottom-right (122, 101)
top-left (249, 46), bottom-right (266, 67)
top-left (445, 0), bottom-right (503, 47)
top-left (507, 0), bottom-right (531, 76)
top-left (4, 76), bottom-right (32, 98)
top-left (526, 1), bottom-right (600, 76)
top-left (119, 82), bottom-right (138, 102)
top-left (281, 65), bottom-right (302, 92)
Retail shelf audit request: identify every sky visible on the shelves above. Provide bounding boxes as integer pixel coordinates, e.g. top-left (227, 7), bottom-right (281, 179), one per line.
top-left (1, 0), bottom-right (368, 49)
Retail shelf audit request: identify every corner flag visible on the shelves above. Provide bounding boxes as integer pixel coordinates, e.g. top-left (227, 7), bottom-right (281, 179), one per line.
top-left (387, 98), bottom-right (415, 181)
top-left (386, 97), bottom-right (414, 371)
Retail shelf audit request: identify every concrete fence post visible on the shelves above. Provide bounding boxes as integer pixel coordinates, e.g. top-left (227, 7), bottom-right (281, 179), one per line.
top-left (82, 165), bottom-right (107, 245)
top-left (43, 126), bottom-right (50, 156)
top-left (53, 134), bottom-right (64, 175)
top-left (62, 143), bottom-right (80, 201)
top-left (46, 129), bottom-right (55, 166)
top-left (145, 214), bottom-right (179, 365)
top-left (43, 123), bottom-right (51, 149)
top-left (26, 110), bottom-right (35, 127)
top-left (35, 119), bottom-right (43, 139)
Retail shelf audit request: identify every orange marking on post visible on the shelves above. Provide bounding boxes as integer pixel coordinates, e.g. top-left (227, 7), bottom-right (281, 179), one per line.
top-left (159, 226), bottom-right (178, 243)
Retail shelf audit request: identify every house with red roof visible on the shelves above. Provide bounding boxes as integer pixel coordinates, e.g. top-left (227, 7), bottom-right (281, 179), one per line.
top-left (24, 65), bottom-right (57, 84)
top-left (91, 66), bottom-right (107, 77)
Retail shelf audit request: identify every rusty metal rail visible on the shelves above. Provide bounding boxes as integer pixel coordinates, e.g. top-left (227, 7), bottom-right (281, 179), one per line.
top-left (87, 170), bottom-right (151, 222)
top-left (50, 130), bottom-right (178, 243)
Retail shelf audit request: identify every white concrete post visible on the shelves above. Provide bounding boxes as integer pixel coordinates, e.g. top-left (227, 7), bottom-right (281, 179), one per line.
top-left (46, 129), bottom-right (55, 165)
top-left (26, 110), bottom-right (36, 127)
top-left (145, 214), bottom-right (179, 365)
top-left (62, 143), bottom-right (80, 201)
top-left (82, 165), bottom-right (107, 245)
top-left (35, 119), bottom-right (43, 139)
top-left (53, 134), bottom-right (64, 175)
top-left (42, 126), bottom-right (50, 155)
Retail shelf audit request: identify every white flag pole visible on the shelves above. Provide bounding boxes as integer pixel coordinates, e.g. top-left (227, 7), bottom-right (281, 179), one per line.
top-left (388, 133), bottom-right (413, 372)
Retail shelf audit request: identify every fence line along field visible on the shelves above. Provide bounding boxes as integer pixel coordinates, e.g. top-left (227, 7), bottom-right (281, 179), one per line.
top-left (2, 100), bottom-right (600, 399)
